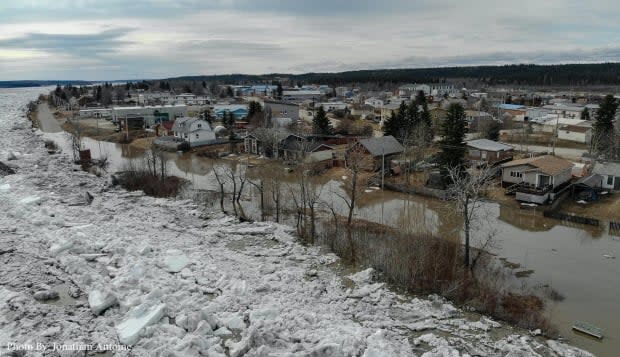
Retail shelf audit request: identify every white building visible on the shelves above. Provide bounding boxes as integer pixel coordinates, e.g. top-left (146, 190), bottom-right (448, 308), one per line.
top-left (541, 117), bottom-right (588, 133)
top-left (111, 105), bottom-right (187, 125)
top-left (171, 117), bottom-right (216, 147)
top-left (282, 90), bottom-right (323, 102)
top-left (542, 104), bottom-right (599, 119)
top-left (557, 125), bottom-right (592, 144)
top-left (317, 102), bottom-right (348, 112)
top-left (364, 97), bottom-right (384, 108)
top-left (174, 93), bottom-right (210, 105)
top-left (78, 108), bottom-right (112, 118)
top-left (398, 83), bottom-right (457, 98)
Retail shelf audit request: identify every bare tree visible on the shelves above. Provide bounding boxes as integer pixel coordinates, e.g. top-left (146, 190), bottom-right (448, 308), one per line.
top-left (335, 143), bottom-right (374, 225)
top-left (212, 166), bottom-right (227, 212)
top-left (331, 143), bottom-right (374, 262)
top-left (445, 165), bottom-right (496, 268)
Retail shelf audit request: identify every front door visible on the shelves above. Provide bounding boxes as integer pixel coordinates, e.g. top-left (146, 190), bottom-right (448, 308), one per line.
top-left (538, 174), bottom-right (551, 187)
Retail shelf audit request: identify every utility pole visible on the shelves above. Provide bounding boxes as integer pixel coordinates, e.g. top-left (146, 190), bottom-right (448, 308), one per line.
top-left (381, 143), bottom-right (385, 190)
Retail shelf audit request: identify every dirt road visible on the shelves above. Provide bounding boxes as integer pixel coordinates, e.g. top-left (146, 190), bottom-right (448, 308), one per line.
top-left (36, 102), bottom-right (63, 133)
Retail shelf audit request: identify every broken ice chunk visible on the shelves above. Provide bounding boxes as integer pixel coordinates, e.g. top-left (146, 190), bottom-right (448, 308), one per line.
top-left (162, 249), bottom-right (190, 273)
top-left (116, 303), bottom-right (166, 345)
top-left (88, 289), bottom-right (118, 315)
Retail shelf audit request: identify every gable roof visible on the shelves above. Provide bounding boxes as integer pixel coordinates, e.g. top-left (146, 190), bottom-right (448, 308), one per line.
top-left (501, 155), bottom-right (573, 176)
top-left (357, 136), bottom-right (404, 156)
top-left (592, 161), bottom-right (620, 176)
top-left (171, 117), bottom-right (212, 134)
top-left (466, 139), bottom-right (514, 152)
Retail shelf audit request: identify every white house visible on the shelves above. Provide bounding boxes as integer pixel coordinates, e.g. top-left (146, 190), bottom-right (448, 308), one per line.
top-left (364, 97), bottom-right (384, 108)
top-left (501, 155), bottom-right (574, 204)
top-left (592, 162), bottom-right (620, 191)
top-left (171, 117), bottom-right (216, 147)
top-left (557, 125), bottom-right (592, 144)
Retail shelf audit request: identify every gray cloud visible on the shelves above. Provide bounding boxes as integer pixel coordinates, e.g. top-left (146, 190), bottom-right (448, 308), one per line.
top-left (0, 28), bottom-right (134, 55)
top-left (1, 0), bottom-right (620, 80)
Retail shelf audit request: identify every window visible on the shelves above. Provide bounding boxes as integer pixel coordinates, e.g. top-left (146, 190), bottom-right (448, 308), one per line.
top-left (196, 133), bottom-right (199, 139)
top-left (197, 123), bottom-right (202, 128)
top-left (510, 171), bottom-right (523, 178)
top-left (608, 176), bottom-right (614, 186)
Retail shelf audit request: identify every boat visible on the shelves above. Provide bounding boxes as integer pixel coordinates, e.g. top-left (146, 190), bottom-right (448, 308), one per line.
top-left (572, 321), bottom-right (604, 339)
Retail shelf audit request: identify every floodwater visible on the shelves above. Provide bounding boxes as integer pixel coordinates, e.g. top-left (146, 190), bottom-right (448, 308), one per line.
top-left (23, 94), bottom-right (620, 356)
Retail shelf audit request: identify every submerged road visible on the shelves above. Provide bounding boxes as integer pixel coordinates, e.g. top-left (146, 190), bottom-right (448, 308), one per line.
top-left (36, 102), bottom-right (63, 133)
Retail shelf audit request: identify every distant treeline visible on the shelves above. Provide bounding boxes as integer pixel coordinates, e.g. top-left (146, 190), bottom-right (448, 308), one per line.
top-left (168, 63), bottom-right (620, 86)
top-left (0, 80), bottom-right (92, 88)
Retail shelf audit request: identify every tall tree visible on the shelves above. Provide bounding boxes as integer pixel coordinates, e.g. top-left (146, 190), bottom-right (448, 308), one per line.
top-left (313, 106), bottom-right (332, 135)
top-left (276, 82), bottom-right (283, 99)
top-left (438, 103), bottom-right (467, 173)
top-left (580, 107), bottom-right (590, 120)
top-left (383, 110), bottom-right (400, 138)
top-left (592, 94), bottom-right (619, 156)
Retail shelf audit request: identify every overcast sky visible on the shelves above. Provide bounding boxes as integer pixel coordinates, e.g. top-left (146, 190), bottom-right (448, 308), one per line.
top-left (0, 0), bottom-right (618, 80)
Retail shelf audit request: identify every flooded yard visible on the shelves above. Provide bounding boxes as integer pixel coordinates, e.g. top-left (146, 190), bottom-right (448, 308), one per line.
top-left (43, 128), bottom-right (620, 356)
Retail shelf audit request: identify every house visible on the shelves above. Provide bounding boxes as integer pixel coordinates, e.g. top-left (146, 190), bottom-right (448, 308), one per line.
top-left (364, 97), bottom-right (384, 108)
top-left (497, 104), bottom-right (526, 121)
top-left (501, 155), bottom-right (574, 204)
top-left (171, 117), bottom-right (216, 147)
top-left (351, 136), bottom-right (404, 170)
top-left (213, 104), bottom-right (249, 120)
top-left (280, 135), bottom-right (333, 162)
top-left (557, 124), bottom-right (592, 144)
top-left (243, 129), bottom-right (291, 157)
top-left (591, 161), bottom-right (620, 191)
top-left (465, 139), bottom-right (514, 166)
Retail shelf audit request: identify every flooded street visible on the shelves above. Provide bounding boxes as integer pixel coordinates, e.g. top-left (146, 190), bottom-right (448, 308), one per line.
top-left (39, 111), bottom-right (620, 356)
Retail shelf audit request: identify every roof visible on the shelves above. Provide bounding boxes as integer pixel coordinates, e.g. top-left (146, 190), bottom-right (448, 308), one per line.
top-left (592, 161), bottom-right (620, 176)
top-left (575, 174), bottom-right (602, 187)
top-left (501, 155), bottom-right (573, 176)
top-left (171, 117), bottom-right (212, 134)
top-left (560, 125), bottom-right (590, 133)
top-left (466, 139), bottom-right (514, 152)
top-left (357, 136), bottom-right (404, 156)
top-left (497, 104), bottom-right (525, 110)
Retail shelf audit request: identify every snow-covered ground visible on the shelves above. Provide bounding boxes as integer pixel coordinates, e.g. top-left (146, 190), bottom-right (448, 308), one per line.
top-left (0, 89), bottom-right (594, 356)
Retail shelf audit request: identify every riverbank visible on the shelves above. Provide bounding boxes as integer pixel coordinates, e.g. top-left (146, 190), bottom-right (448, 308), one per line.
top-left (1, 88), bottom-right (596, 356)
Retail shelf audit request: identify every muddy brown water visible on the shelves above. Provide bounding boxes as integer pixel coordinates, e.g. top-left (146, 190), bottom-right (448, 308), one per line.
top-left (41, 134), bottom-right (619, 356)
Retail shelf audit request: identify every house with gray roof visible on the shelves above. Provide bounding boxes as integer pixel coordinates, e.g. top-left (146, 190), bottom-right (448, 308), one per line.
top-left (172, 117), bottom-right (216, 147)
top-left (592, 161), bottom-right (620, 191)
top-left (466, 139), bottom-right (514, 166)
top-left (350, 136), bottom-right (404, 171)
